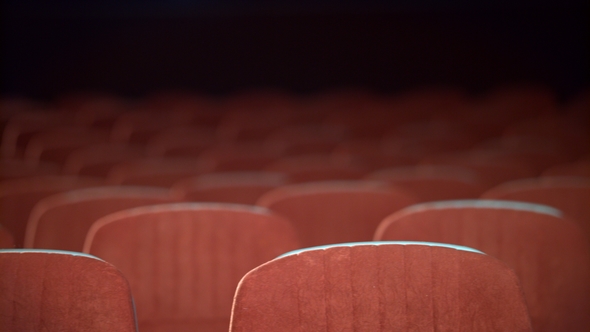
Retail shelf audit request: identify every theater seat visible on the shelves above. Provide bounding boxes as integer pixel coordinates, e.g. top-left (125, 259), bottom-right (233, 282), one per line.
top-left (0, 175), bottom-right (104, 247)
top-left (83, 203), bottom-right (300, 332)
top-left (366, 165), bottom-right (487, 202)
top-left (375, 200), bottom-right (590, 332)
top-left (481, 177), bottom-right (590, 239)
top-left (24, 186), bottom-right (177, 251)
top-left (257, 180), bottom-right (417, 247)
top-left (0, 250), bottom-right (137, 332)
top-left (229, 242), bottom-right (532, 332)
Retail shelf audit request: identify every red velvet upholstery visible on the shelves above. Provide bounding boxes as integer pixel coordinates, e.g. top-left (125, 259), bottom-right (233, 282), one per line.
top-left (0, 250), bottom-right (138, 332)
top-left (481, 177), bottom-right (590, 239)
top-left (366, 165), bottom-right (487, 202)
top-left (257, 181), bottom-right (417, 247)
top-left (265, 155), bottom-right (367, 183)
top-left (25, 186), bottom-right (177, 251)
top-left (0, 176), bottom-right (104, 247)
top-left (230, 242), bottom-right (533, 332)
top-left (172, 171), bottom-right (288, 205)
top-left (84, 203), bottom-right (300, 332)
top-left (107, 157), bottom-right (215, 187)
top-left (0, 224), bottom-right (15, 248)
top-left (375, 200), bottom-right (590, 332)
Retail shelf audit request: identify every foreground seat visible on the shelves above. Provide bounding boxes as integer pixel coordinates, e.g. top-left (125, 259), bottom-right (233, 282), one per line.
top-left (375, 200), bottom-right (590, 332)
top-left (230, 242), bottom-right (533, 332)
top-left (84, 203), bottom-right (300, 332)
top-left (0, 249), bottom-right (137, 332)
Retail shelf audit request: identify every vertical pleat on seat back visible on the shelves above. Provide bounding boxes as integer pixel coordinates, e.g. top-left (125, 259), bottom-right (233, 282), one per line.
top-left (230, 243), bottom-right (532, 332)
top-left (83, 203), bottom-right (300, 332)
top-left (0, 250), bottom-right (138, 332)
top-left (375, 200), bottom-right (590, 332)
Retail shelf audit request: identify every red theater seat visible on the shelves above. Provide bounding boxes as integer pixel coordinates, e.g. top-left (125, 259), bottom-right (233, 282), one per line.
top-left (172, 171), bottom-right (288, 205)
top-left (229, 242), bottom-right (532, 332)
top-left (0, 250), bottom-right (138, 332)
top-left (375, 200), bottom-right (590, 332)
top-left (24, 186), bottom-right (177, 251)
top-left (366, 165), bottom-right (487, 202)
top-left (481, 177), bottom-right (590, 239)
top-left (257, 180), bottom-right (417, 247)
top-left (84, 203), bottom-right (300, 332)
top-left (0, 176), bottom-right (104, 247)
top-left (199, 143), bottom-right (284, 171)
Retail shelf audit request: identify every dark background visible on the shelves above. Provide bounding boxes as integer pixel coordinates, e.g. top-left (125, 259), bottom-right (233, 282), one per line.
top-left (2, 1), bottom-right (589, 100)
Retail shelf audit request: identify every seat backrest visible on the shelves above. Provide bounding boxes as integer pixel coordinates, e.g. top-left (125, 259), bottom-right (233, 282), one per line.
top-left (375, 200), bottom-right (590, 332)
top-left (257, 181), bottom-right (417, 247)
top-left (366, 165), bottom-right (487, 202)
top-left (230, 242), bottom-right (532, 332)
top-left (481, 177), bottom-right (590, 238)
top-left (25, 186), bottom-right (177, 251)
top-left (172, 171), bottom-right (288, 205)
top-left (0, 250), bottom-right (137, 332)
top-left (83, 203), bottom-right (300, 331)
top-left (0, 176), bottom-right (104, 247)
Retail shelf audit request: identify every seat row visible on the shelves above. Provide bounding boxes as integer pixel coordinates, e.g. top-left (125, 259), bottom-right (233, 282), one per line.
top-left (1, 179), bottom-right (589, 330)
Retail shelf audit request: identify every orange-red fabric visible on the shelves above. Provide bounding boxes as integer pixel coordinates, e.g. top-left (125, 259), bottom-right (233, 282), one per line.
top-left (25, 186), bottom-right (177, 251)
top-left (230, 244), bottom-right (532, 331)
top-left (84, 203), bottom-right (300, 332)
top-left (0, 250), bottom-right (137, 332)
top-left (257, 181), bottom-right (417, 247)
top-left (481, 177), bottom-right (590, 239)
top-left (0, 176), bottom-right (104, 247)
top-left (375, 202), bottom-right (590, 332)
